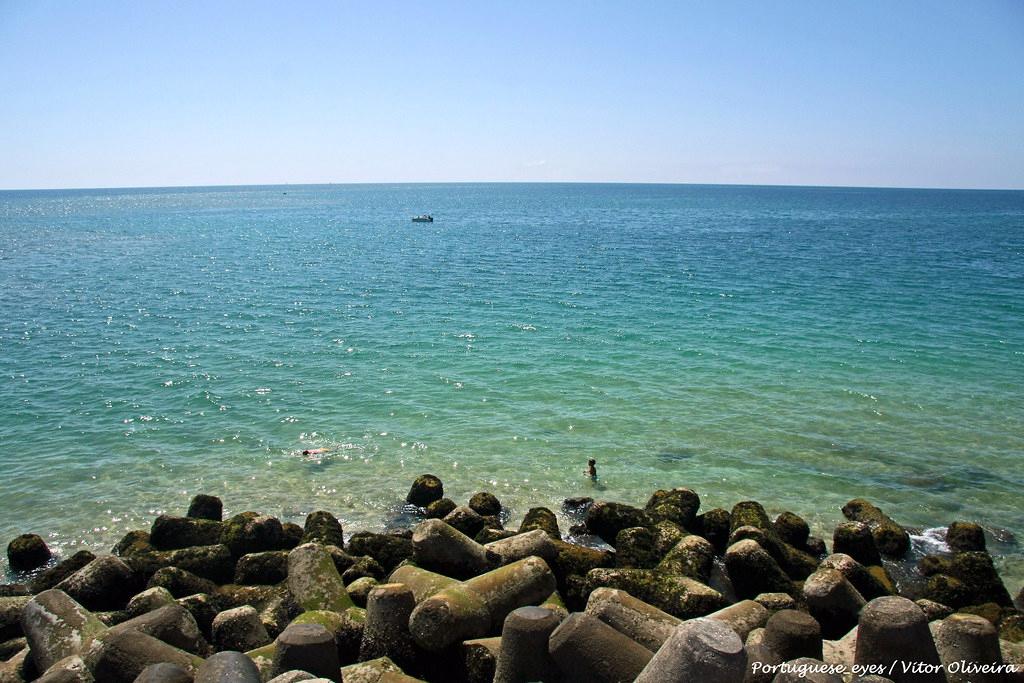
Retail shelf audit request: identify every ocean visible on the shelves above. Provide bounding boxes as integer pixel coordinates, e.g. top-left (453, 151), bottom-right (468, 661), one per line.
top-left (1, 183), bottom-right (1022, 585)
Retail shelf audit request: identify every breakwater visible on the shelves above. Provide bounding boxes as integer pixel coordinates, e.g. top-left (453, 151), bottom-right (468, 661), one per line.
top-left (1, 476), bottom-right (1022, 681)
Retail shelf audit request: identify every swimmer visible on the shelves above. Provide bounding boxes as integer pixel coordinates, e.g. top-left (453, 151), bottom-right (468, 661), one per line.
top-left (302, 448), bottom-right (329, 456)
top-left (586, 458), bottom-right (597, 480)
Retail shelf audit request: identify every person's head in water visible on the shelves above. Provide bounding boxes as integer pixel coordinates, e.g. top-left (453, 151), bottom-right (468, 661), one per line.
top-left (587, 458), bottom-right (597, 478)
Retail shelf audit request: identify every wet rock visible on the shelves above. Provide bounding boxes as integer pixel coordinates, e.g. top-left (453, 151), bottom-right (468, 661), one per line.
top-left (30, 552), bottom-right (97, 594)
top-left (302, 511), bottom-right (344, 549)
top-left (915, 598), bottom-right (953, 621)
top-left (548, 540), bottom-right (614, 590)
top-left (585, 567), bottom-right (725, 619)
top-left (946, 521), bottom-right (986, 553)
top-left (819, 554), bottom-right (892, 601)
top-left (518, 507), bottom-right (561, 540)
top-left (0, 596), bottom-right (29, 641)
top-left (615, 527), bottom-right (659, 569)
top-left (150, 515), bottom-right (223, 551)
top-left (999, 611), bottom-right (1024, 643)
top-left (443, 506), bottom-right (486, 538)
top-left (177, 593), bottom-right (221, 641)
top-left (148, 567), bottom-right (218, 598)
top-left (281, 523), bottom-right (304, 550)
top-left (696, 508), bottom-right (732, 554)
top-left (56, 556), bottom-right (137, 611)
top-left (7, 534), bottom-right (51, 572)
top-left (475, 528), bottom-right (516, 544)
top-left (924, 551), bottom-right (1013, 608)
top-left (841, 499), bottom-right (910, 559)
top-left (562, 497), bottom-right (593, 517)
top-left (650, 520), bottom-right (689, 556)
top-left (113, 530), bottom-right (154, 557)
top-left (918, 554), bottom-right (952, 577)
top-left (462, 637), bottom-right (501, 683)
top-left (424, 498), bottom-right (456, 520)
top-left (469, 492), bottom-right (502, 517)
top-left (406, 475), bottom-right (444, 507)
top-left (346, 533), bottom-right (413, 572)
top-left (127, 544), bottom-right (236, 585)
top-left (724, 539), bottom-right (796, 599)
top-left (645, 488), bottom-right (701, 529)
top-left (774, 512), bottom-right (810, 549)
top-left (0, 584), bottom-right (30, 598)
top-left (342, 556), bottom-right (385, 585)
top-left (325, 546), bottom-right (357, 575)
top-left (584, 501), bottom-right (648, 545)
top-left (657, 535), bottom-right (714, 583)
top-left (833, 522), bottom-right (883, 568)
top-left (235, 550), bottom-right (289, 585)
top-left (805, 536), bottom-right (827, 558)
top-left (221, 513), bottom-right (286, 558)
top-left (212, 605), bottom-right (272, 652)
top-left (346, 577), bottom-right (378, 608)
top-left (730, 501), bottom-right (773, 534)
top-left (186, 494), bottom-right (223, 522)
top-left (20, 589), bottom-right (106, 673)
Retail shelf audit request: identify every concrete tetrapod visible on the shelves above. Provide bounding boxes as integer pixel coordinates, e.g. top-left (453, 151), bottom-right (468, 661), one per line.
top-left (548, 612), bottom-right (653, 683)
top-left (287, 543), bottom-right (355, 613)
top-left (492, 606), bottom-right (561, 683)
top-left (584, 587), bottom-right (680, 651)
top-left (359, 583), bottom-right (419, 673)
top-left (387, 565), bottom-right (458, 604)
top-left (411, 519), bottom-right (493, 579)
top-left (931, 613), bottom-right (1005, 683)
top-left (408, 556), bottom-right (556, 651)
top-left (634, 617), bottom-right (747, 683)
top-left (853, 596), bottom-right (943, 683)
top-left (195, 651), bottom-right (263, 683)
top-left (272, 623), bottom-right (341, 682)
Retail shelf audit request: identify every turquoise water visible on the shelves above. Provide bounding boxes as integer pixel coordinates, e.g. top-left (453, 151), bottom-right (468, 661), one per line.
top-left (1, 183), bottom-right (1022, 586)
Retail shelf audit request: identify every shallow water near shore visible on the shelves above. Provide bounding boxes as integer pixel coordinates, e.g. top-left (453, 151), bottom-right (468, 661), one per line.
top-left (1, 183), bottom-right (1022, 588)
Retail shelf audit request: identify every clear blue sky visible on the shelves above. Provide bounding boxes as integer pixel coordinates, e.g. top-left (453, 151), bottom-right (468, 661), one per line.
top-left (1, 1), bottom-right (1022, 190)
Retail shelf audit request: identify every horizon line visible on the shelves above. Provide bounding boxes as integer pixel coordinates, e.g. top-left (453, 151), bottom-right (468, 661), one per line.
top-left (2, 179), bottom-right (1023, 193)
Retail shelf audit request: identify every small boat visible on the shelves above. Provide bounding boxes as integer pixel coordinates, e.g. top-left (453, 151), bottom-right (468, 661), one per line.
top-left (411, 214), bottom-right (433, 223)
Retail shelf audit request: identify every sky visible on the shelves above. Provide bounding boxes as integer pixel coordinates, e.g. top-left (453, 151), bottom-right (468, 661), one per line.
top-left (0, 1), bottom-right (1022, 190)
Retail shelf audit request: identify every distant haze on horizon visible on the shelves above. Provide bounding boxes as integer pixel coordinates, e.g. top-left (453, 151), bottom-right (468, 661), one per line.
top-left (1, 1), bottom-right (1022, 191)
